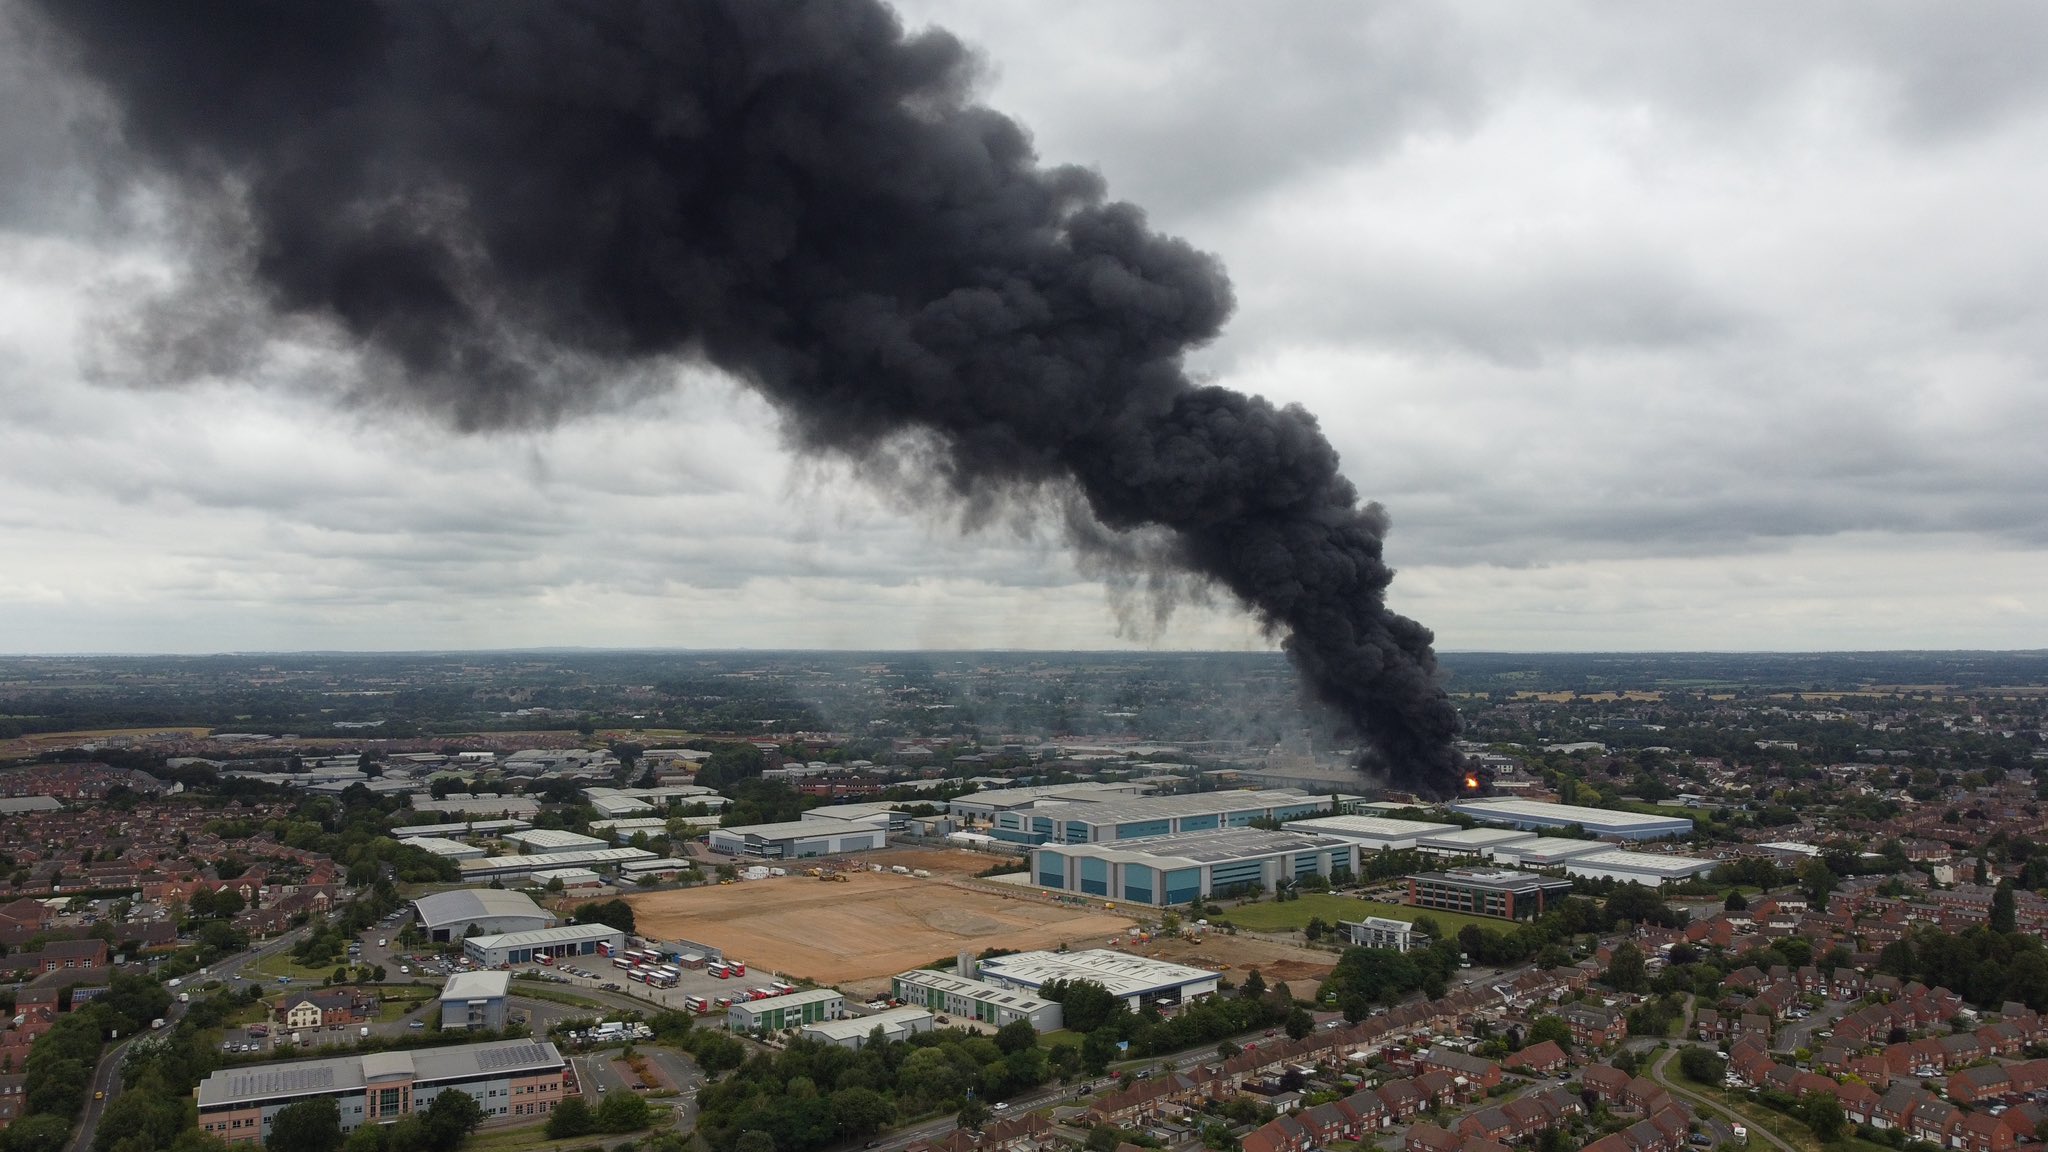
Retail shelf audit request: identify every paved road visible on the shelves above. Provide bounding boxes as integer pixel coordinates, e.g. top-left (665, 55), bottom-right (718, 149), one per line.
top-left (1649, 1046), bottom-right (1779, 1152)
top-left (69, 929), bottom-right (306, 1152)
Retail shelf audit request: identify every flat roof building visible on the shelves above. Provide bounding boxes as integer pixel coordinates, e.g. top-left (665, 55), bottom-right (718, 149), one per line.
top-left (194, 1039), bottom-right (565, 1145)
top-left (392, 819), bottom-right (531, 840)
top-left (412, 890), bottom-right (555, 942)
top-left (462, 924), bottom-right (624, 968)
top-left (1449, 797), bottom-right (1693, 841)
top-left (946, 782), bottom-right (1155, 822)
top-left (991, 789), bottom-right (1330, 847)
top-left (1415, 827), bottom-right (1541, 859)
top-left (456, 847), bottom-right (656, 884)
top-left (1564, 849), bottom-right (1718, 886)
top-left (800, 1006), bottom-right (934, 1050)
top-left (403, 836), bottom-right (487, 862)
top-left (1029, 828), bottom-right (1358, 905)
top-left (1342, 916), bottom-right (1421, 953)
top-left (438, 971), bottom-right (512, 1032)
top-left (1488, 839), bottom-right (1612, 868)
top-left (976, 949), bottom-right (1219, 1010)
top-left (409, 795), bottom-right (540, 820)
top-left (1280, 814), bottom-right (1459, 851)
top-left (892, 969), bottom-right (1064, 1031)
top-left (705, 820), bottom-right (886, 859)
top-left (726, 988), bottom-right (844, 1033)
top-left (1407, 868), bottom-right (1574, 920)
top-left (500, 829), bottom-right (609, 855)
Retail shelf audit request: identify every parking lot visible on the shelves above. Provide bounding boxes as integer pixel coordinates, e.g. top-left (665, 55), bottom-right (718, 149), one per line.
top-left (518, 951), bottom-right (807, 1020)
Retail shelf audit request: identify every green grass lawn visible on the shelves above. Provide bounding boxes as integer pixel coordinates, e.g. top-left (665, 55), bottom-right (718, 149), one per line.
top-left (1036, 1029), bottom-right (1084, 1050)
top-left (248, 951), bottom-right (353, 983)
top-left (1217, 893), bottom-right (1506, 940)
top-left (506, 982), bottom-right (613, 1011)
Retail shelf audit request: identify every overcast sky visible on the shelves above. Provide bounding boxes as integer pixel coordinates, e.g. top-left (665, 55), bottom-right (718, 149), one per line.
top-left (3, 0), bottom-right (2045, 654)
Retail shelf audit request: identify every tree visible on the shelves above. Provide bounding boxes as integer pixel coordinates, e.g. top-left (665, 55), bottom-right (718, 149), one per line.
top-left (0, 1115), bottom-right (74, 1152)
top-left (1797, 859), bottom-right (1838, 911)
top-left (1602, 943), bottom-right (1648, 994)
top-left (1526, 1016), bottom-right (1573, 1054)
top-left (572, 899), bottom-right (635, 934)
top-left (1725, 889), bottom-right (1748, 911)
top-left (595, 1091), bottom-right (651, 1132)
top-left (829, 1087), bottom-right (894, 1139)
top-left (422, 1088), bottom-right (485, 1148)
top-left (1240, 969), bottom-right (1267, 1000)
top-left (1799, 1091), bottom-right (1845, 1142)
top-left (733, 1133), bottom-right (777, 1152)
top-left (1284, 1007), bottom-right (1314, 1041)
top-left (957, 1098), bottom-right (990, 1132)
top-left (544, 1097), bottom-right (595, 1139)
top-left (268, 1097), bottom-right (344, 1152)
top-left (993, 1019), bottom-right (1038, 1055)
top-left (1042, 979), bottom-right (1123, 1033)
top-left (1678, 1046), bottom-right (1725, 1085)
top-left (1994, 880), bottom-right (2019, 935)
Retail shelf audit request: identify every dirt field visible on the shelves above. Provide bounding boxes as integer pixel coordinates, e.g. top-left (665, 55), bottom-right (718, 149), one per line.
top-left (1134, 934), bottom-right (1338, 989)
top-left (625, 871), bottom-right (1135, 983)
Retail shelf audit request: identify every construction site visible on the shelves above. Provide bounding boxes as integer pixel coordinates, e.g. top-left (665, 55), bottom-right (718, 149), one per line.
top-left (624, 846), bottom-right (1341, 993)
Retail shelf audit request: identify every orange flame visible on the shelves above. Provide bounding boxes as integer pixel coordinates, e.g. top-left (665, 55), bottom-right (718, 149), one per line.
top-left (1464, 774), bottom-right (1481, 791)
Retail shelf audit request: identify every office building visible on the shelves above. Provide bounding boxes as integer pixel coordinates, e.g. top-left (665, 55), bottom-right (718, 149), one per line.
top-left (891, 969), bottom-right (1065, 1031)
top-left (1407, 869), bottom-right (1574, 920)
top-left (195, 1040), bottom-right (566, 1144)
top-left (1342, 916), bottom-right (1421, 952)
top-left (726, 989), bottom-right (844, 1033)
top-left (1029, 828), bottom-right (1357, 904)
top-left (439, 971), bottom-right (512, 1032)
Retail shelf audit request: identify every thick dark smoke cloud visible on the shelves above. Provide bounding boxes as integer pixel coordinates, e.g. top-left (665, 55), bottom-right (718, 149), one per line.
top-left (25, 0), bottom-right (1465, 793)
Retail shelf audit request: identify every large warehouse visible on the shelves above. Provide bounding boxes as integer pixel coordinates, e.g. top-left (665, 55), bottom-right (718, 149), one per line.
top-left (705, 819), bottom-right (886, 859)
top-left (455, 847), bottom-right (656, 883)
top-left (461, 923), bottom-right (624, 967)
top-left (1416, 827), bottom-right (1541, 859)
top-left (1280, 814), bottom-right (1458, 851)
top-left (945, 782), bottom-right (1155, 823)
top-left (412, 890), bottom-right (555, 942)
top-left (195, 1039), bottom-right (566, 1144)
top-left (1029, 827), bottom-right (1357, 904)
top-left (1564, 849), bottom-right (1718, 886)
top-left (500, 829), bottom-right (609, 855)
top-left (1489, 839), bottom-right (1612, 868)
top-left (892, 969), bottom-right (1064, 1031)
top-left (992, 789), bottom-right (1331, 847)
top-left (1449, 797), bottom-right (1694, 841)
top-left (978, 949), bottom-right (1220, 1010)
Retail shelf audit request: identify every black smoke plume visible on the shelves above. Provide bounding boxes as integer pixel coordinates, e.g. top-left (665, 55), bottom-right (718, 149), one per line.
top-left (24, 0), bottom-right (1466, 793)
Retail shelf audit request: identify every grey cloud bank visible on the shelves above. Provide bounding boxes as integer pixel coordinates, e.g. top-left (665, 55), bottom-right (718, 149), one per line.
top-left (0, 0), bottom-right (2045, 661)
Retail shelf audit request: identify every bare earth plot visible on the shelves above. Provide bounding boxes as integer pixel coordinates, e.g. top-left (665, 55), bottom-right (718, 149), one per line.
top-left (625, 871), bottom-right (1136, 983)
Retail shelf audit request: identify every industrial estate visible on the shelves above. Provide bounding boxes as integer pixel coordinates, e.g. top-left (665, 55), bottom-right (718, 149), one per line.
top-left (2, 649), bottom-right (2047, 1152)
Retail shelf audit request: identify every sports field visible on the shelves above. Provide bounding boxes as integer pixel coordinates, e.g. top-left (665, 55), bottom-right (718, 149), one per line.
top-left (625, 870), bottom-right (1136, 982)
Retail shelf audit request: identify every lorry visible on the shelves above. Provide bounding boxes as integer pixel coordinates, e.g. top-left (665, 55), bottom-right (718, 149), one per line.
top-left (178, 992), bottom-right (191, 1003)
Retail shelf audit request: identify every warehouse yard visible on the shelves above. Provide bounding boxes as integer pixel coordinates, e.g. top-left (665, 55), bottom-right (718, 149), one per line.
top-left (625, 869), bottom-right (1136, 983)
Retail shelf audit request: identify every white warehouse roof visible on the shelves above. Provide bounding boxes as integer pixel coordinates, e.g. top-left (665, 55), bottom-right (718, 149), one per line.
top-left (412, 889), bottom-right (549, 930)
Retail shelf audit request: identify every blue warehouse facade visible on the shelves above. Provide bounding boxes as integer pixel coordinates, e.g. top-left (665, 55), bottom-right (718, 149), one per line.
top-left (1029, 828), bottom-right (1358, 905)
top-left (990, 788), bottom-right (1331, 847)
